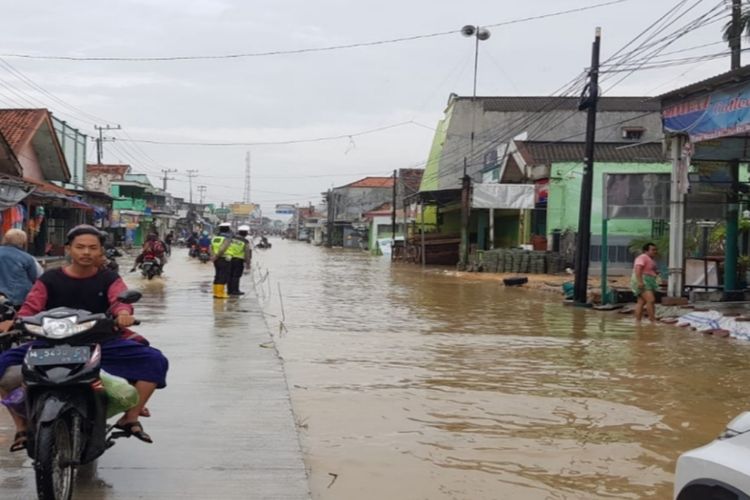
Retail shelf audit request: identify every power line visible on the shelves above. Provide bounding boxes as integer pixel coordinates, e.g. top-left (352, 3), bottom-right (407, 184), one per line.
top-left (0, 0), bottom-right (631, 62)
top-left (112, 121), bottom-right (432, 146)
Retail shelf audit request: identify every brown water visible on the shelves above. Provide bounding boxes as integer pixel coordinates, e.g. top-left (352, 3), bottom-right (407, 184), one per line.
top-left (255, 239), bottom-right (750, 500)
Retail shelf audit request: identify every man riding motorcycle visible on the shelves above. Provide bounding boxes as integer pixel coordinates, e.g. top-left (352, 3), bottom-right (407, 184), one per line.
top-left (0, 225), bottom-right (169, 450)
top-left (131, 233), bottom-right (167, 273)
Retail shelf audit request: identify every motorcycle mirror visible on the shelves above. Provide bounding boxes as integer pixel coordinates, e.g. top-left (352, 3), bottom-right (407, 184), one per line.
top-left (116, 290), bottom-right (142, 304)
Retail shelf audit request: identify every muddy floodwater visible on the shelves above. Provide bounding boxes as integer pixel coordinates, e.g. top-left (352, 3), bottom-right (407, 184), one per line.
top-left (255, 239), bottom-right (750, 500)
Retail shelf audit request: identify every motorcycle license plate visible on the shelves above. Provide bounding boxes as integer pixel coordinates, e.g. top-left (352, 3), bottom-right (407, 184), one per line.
top-left (27, 346), bottom-right (90, 366)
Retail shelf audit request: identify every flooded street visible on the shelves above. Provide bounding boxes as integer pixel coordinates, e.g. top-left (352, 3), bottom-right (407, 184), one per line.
top-left (256, 238), bottom-right (750, 500)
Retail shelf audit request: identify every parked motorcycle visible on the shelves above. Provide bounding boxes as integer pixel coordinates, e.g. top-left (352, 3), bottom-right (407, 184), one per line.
top-left (198, 246), bottom-right (210, 263)
top-left (14, 290), bottom-right (142, 500)
top-left (140, 256), bottom-right (163, 280)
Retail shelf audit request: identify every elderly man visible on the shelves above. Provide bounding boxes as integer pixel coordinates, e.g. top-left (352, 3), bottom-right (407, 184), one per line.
top-left (0, 229), bottom-right (42, 307)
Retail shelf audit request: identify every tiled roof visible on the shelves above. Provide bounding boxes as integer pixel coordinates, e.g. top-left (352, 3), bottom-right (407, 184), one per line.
top-left (0, 109), bottom-right (48, 151)
top-left (86, 164), bottom-right (131, 177)
top-left (344, 176), bottom-right (394, 188)
top-left (0, 130), bottom-right (22, 176)
top-left (516, 141), bottom-right (666, 164)
top-left (22, 176), bottom-right (75, 195)
top-left (453, 96), bottom-right (660, 113)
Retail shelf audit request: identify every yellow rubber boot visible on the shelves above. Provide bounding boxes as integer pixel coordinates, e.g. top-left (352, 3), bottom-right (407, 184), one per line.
top-left (213, 284), bottom-right (227, 299)
top-left (219, 284), bottom-right (229, 298)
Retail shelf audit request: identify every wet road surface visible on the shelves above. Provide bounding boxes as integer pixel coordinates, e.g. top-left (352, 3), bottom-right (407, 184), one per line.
top-left (0, 249), bottom-right (309, 499)
top-left (253, 239), bottom-right (750, 500)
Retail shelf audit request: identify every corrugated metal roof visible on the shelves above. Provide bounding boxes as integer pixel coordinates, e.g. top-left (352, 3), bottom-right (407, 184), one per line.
top-left (516, 141), bottom-right (666, 164)
top-left (467, 96), bottom-right (660, 113)
top-left (658, 65), bottom-right (750, 103)
top-left (398, 168), bottom-right (424, 192)
top-left (0, 109), bottom-right (48, 151)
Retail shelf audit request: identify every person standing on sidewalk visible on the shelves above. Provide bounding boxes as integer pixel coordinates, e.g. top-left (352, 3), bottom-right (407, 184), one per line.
top-left (210, 223), bottom-right (233, 299)
top-left (0, 229), bottom-right (42, 307)
top-left (631, 242), bottom-right (659, 323)
top-left (227, 225), bottom-right (252, 296)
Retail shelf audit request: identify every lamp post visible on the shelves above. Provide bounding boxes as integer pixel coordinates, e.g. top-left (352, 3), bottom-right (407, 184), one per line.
top-left (459, 25), bottom-right (491, 268)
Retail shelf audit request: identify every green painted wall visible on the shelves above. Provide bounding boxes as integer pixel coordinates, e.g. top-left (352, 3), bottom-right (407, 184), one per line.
top-left (420, 112), bottom-right (452, 192)
top-left (547, 162), bottom-right (671, 237)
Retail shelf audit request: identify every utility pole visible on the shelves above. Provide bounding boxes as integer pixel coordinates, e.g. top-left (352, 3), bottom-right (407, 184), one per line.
top-left (186, 169), bottom-right (199, 204)
top-left (391, 169), bottom-right (397, 261)
top-left (93, 124), bottom-right (120, 164)
top-left (459, 159), bottom-right (471, 269)
top-left (326, 189), bottom-right (334, 248)
top-left (160, 168), bottom-right (178, 191)
top-left (198, 185), bottom-right (207, 205)
top-left (243, 152), bottom-right (251, 204)
top-left (573, 27), bottom-right (602, 306)
top-left (725, 0), bottom-right (743, 297)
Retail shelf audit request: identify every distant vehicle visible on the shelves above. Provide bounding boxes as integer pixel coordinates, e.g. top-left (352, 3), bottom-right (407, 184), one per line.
top-left (198, 246), bottom-right (210, 263)
top-left (256, 236), bottom-right (272, 249)
top-left (298, 230), bottom-right (310, 242)
top-left (674, 412), bottom-right (750, 499)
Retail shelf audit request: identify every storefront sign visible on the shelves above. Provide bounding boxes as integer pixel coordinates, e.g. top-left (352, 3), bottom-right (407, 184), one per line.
top-left (663, 82), bottom-right (750, 142)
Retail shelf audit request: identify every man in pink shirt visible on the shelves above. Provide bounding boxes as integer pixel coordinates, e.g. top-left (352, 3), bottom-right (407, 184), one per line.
top-left (631, 242), bottom-right (660, 323)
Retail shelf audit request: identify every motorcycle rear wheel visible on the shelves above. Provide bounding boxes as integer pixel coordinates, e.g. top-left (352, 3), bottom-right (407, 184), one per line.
top-left (35, 418), bottom-right (75, 500)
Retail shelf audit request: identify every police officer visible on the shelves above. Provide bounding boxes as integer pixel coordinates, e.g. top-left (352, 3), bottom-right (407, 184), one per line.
top-left (227, 225), bottom-right (252, 296)
top-left (210, 223), bottom-right (233, 299)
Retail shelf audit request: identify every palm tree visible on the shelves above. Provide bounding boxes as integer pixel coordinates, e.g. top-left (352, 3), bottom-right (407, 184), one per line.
top-left (723, 0), bottom-right (750, 65)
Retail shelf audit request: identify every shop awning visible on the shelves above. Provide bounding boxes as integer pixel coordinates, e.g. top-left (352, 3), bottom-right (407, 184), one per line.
top-left (471, 183), bottom-right (535, 209)
top-left (0, 177), bottom-right (35, 210)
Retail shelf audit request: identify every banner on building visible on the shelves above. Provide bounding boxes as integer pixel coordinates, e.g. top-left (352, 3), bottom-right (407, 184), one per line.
top-left (230, 203), bottom-right (256, 216)
top-left (471, 183), bottom-right (535, 209)
top-left (663, 81), bottom-right (750, 142)
top-left (275, 204), bottom-right (296, 214)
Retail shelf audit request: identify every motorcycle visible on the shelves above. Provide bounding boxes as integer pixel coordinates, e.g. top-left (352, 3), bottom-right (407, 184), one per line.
top-left (104, 247), bottom-right (122, 274)
top-left (140, 256), bottom-right (163, 280)
top-left (14, 290), bottom-right (142, 500)
top-left (0, 293), bottom-right (18, 352)
top-left (256, 238), bottom-right (272, 249)
top-left (197, 246), bottom-right (210, 263)
top-left (188, 244), bottom-right (199, 258)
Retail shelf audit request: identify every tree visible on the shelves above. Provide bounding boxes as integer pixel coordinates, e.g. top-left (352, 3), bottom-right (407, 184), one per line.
top-left (723, 1), bottom-right (750, 48)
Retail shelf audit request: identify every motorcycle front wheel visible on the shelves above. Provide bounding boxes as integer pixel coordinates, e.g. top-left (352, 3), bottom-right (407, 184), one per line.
top-left (35, 418), bottom-right (75, 500)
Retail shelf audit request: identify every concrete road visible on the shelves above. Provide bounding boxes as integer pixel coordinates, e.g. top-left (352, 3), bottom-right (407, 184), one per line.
top-left (0, 250), bottom-right (310, 499)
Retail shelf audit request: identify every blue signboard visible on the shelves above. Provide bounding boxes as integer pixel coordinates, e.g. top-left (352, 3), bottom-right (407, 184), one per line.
top-left (663, 82), bottom-right (750, 142)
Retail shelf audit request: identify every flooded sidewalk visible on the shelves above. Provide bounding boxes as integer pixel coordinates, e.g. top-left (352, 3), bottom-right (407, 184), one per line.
top-left (0, 249), bottom-right (309, 499)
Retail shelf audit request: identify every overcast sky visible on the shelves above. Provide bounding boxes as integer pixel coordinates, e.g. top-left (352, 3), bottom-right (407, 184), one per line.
top-left (0, 0), bottom-right (736, 215)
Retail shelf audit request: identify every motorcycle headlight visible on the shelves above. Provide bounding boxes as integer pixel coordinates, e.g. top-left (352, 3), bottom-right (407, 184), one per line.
top-left (41, 317), bottom-right (97, 339)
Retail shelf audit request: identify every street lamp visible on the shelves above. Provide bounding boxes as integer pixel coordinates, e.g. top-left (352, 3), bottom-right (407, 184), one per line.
top-left (461, 25), bottom-right (491, 101)
top-left (459, 25), bottom-right (491, 264)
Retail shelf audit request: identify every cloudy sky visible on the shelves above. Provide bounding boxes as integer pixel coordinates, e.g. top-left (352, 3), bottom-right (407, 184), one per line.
top-left (0, 0), bottom-right (736, 214)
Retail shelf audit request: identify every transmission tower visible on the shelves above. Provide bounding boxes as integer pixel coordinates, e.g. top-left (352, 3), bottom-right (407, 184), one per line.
top-left (243, 151), bottom-right (251, 204)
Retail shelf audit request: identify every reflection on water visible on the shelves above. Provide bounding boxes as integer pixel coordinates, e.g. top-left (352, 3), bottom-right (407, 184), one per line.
top-left (256, 240), bottom-right (750, 499)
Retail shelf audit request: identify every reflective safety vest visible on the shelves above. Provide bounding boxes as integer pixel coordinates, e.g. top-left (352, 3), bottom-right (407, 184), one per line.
top-left (225, 237), bottom-right (247, 260)
top-left (211, 236), bottom-right (226, 254)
